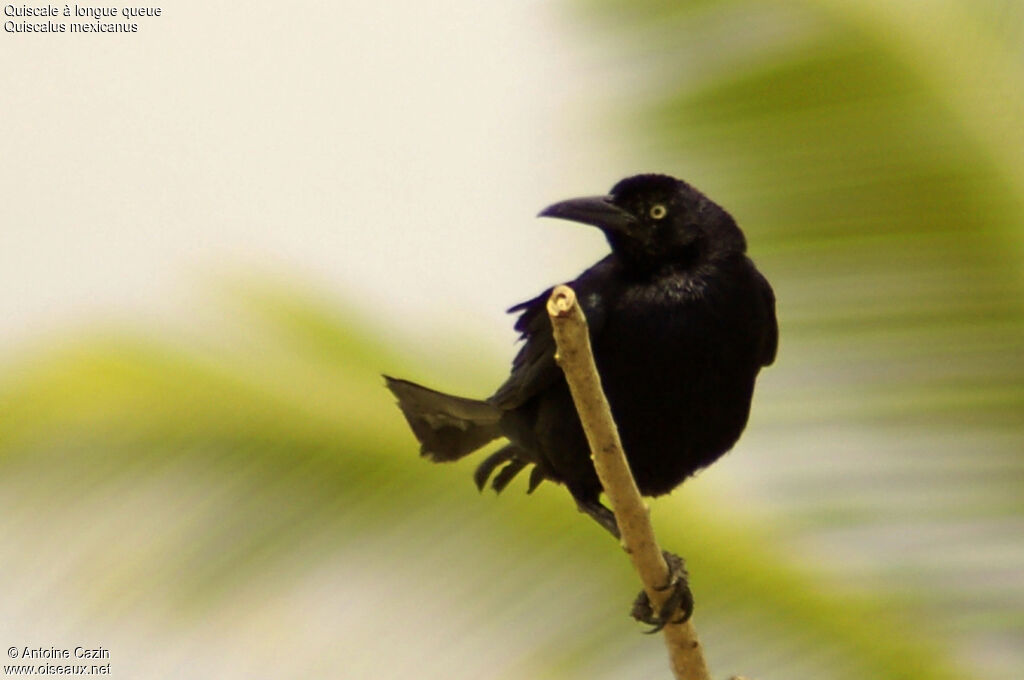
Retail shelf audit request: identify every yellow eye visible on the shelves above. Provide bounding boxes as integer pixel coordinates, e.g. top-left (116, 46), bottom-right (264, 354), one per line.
top-left (649, 204), bottom-right (667, 220)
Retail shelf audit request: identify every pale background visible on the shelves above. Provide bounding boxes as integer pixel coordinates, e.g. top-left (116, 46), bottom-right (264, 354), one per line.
top-left (2, 2), bottom-right (616, 349)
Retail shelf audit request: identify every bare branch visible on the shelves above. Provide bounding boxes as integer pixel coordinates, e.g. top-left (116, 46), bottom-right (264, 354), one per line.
top-left (547, 284), bottom-right (712, 680)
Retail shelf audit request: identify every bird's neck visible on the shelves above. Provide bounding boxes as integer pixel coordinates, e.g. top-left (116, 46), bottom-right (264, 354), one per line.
top-left (611, 240), bottom-right (706, 280)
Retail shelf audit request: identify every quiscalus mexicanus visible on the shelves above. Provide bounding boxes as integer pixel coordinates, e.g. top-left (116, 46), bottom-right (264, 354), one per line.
top-left (386, 174), bottom-right (777, 627)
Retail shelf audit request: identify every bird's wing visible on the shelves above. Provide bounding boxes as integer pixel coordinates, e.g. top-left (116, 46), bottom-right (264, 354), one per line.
top-left (488, 287), bottom-right (563, 409)
top-left (489, 265), bottom-right (611, 410)
top-left (755, 268), bottom-right (779, 367)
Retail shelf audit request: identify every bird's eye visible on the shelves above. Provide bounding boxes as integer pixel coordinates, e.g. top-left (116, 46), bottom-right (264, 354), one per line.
top-left (649, 204), bottom-right (668, 220)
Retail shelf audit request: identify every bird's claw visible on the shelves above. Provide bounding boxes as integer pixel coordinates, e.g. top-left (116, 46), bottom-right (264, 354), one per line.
top-left (630, 551), bottom-right (693, 634)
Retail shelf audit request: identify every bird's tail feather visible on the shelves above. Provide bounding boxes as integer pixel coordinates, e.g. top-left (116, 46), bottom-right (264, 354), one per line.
top-left (383, 376), bottom-right (503, 462)
top-left (474, 444), bottom-right (545, 494)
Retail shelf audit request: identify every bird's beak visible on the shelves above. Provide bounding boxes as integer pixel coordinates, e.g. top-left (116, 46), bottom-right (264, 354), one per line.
top-left (538, 195), bottom-right (638, 235)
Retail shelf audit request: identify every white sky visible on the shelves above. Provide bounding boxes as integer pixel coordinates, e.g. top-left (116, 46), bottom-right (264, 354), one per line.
top-left (1, 1), bottom-right (634, 352)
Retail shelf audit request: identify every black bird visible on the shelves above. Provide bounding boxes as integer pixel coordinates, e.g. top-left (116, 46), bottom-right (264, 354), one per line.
top-left (385, 174), bottom-right (777, 624)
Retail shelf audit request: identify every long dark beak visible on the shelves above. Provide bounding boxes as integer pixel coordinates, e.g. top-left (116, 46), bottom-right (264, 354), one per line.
top-left (538, 195), bottom-right (637, 235)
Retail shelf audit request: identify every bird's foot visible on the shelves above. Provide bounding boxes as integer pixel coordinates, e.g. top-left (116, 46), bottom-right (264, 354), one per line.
top-left (574, 498), bottom-right (621, 540)
top-left (630, 551), bottom-right (693, 634)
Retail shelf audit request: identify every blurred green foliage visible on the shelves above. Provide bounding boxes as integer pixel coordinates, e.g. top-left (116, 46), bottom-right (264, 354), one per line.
top-left (0, 282), bottom-right (974, 679)
top-left (571, 0), bottom-right (1024, 676)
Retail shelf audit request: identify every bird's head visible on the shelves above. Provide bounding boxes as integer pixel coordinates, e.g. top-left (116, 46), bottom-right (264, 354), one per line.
top-left (538, 174), bottom-right (746, 272)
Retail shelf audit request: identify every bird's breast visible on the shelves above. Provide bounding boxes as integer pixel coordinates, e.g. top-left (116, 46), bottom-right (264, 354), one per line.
top-left (593, 269), bottom-right (764, 435)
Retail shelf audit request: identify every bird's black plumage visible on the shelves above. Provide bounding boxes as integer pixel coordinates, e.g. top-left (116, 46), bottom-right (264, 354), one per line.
top-left (385, 174), bottom-right (777, 533)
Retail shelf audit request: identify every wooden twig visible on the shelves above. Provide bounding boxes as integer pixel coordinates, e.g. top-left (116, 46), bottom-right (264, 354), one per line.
top-left (546, 284), bottom-right (712, 680)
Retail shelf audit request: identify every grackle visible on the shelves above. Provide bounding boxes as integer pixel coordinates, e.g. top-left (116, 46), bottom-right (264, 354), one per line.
top-left (385, 174), bottom-right (777, 628)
